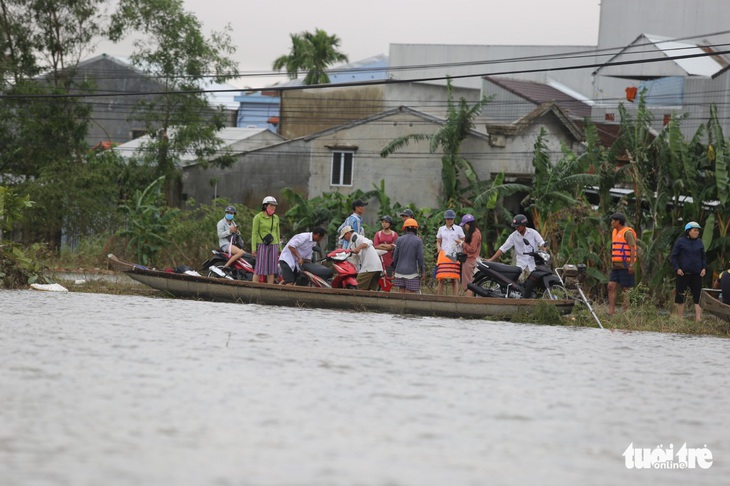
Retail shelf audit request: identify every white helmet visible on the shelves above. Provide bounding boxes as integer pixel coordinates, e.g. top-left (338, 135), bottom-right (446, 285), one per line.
top-left (262, 196), bottom-right (278, 205)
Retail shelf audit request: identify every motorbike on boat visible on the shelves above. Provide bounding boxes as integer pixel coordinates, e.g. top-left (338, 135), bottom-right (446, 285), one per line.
top-left (467, 238), bottom-right (569, 300)
top-left (302, 248), bottom-right (357, 289)
top-left (202, 249), bottom-right (256, 281)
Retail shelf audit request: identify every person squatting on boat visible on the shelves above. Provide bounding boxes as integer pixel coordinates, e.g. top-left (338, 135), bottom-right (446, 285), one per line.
top-left (487, 213), bottom-right (546, 281)
top-left (216, 206), bottom-right (244, 271)
top-left (670, 221), bottom-right (707, 321)
top-left (278, 227), bottom-right (327, 285)
top-left (392, 218), bottom-right (425, 294)
top-left (337, 199), bottom-right (368, 249)
top-left (374, 215), bottom-right (398, 277)
top-left (607, 212), bottom-right (637, 317)
top-left (459, 214), bottom-right (482, 297)
top-left (252, 196), bottom-right (281, 284)
top-left (435, 209), bottom-right (465, 296)
top-left (339, 225), bottom-right (382, 291)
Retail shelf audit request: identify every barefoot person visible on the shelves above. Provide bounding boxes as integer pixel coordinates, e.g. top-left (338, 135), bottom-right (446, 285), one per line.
top-left (670, 221), bottom-right (706, 321)
top-left (607, 212), bottom-right (636, 316)
top-left (392, 218), bottom-right (425, 293)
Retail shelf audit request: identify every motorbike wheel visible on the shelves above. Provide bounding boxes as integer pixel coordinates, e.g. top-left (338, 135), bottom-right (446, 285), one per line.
top-left (470, 278), bottom-right (504, 298)
top-left (541, 284), bottom-right (572, 301)
top-left (345, 284), bottom-right (358, 289)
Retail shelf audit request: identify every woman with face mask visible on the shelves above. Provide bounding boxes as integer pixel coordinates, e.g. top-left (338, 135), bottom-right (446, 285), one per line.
top-left (251, 196), bottom-right (281, 284)
top-left (217, 206), bottom-right (245, 270)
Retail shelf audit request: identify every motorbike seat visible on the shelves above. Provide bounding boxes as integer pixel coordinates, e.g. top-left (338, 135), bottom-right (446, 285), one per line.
top-left (301, 262), bottom-right (334, 280)
top-left (481, 261), bottom-right (523, 281)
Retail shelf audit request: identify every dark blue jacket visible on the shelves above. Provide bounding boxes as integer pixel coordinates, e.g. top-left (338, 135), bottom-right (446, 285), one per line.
top-left (670, 236), bottom-right (707, 274)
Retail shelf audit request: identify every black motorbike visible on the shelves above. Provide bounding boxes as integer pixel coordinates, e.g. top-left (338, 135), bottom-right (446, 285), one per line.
top-left (467, 240), bottom-right (568, 300)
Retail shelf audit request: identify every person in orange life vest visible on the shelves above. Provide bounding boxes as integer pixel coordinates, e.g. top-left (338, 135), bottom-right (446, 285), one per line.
top-left (436, 209), bottom-right (465, 296)
top-left (608, 212), bottom-right (637, 316)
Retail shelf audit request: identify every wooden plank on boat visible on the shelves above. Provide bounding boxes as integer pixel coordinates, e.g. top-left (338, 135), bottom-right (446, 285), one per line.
top-left (700, 288), bottom-right (730, 322)
top-left (107, 254), bottom-right (574, 320)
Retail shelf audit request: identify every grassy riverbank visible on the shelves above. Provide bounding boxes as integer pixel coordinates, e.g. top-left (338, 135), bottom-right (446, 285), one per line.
top-left (50, 272), bottom-right (730, 338)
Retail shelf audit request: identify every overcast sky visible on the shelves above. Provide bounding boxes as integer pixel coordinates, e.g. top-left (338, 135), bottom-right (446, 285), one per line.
top-left (96, 0), bottom-right (602, 88)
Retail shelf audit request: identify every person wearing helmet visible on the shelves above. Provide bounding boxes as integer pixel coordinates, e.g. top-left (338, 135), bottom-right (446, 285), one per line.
top-left (392, 219), bottom-right (425, 293)
top-left (251, 196), bottom-right (281, 284)
top-left (608, 212), bottom-right (637, 316)
top-left (337, 199), bottom-right (368, 249)
top-left (487, 213), bottom-right (546, 278)
top-left (435, 209), bottom-right (466, 295)
top-left (670, 221), bottom-right (707, 321)
top-left (374, 215), bottom-right (398, 276)
top-left (216, 205), bottom-right (245, 274)
top-left (399, 208), bottom-right (415, 224)
top-left (459, 214), bottom-right (482, 296)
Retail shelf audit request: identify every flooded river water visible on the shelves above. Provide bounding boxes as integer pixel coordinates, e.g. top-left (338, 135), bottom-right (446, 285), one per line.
top-left (1, 289), bottom-right (728, 485)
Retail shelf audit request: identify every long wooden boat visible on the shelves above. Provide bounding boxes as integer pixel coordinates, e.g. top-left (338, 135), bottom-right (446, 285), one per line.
top-left (107, 254), bottom-right (575, 320)
top-left (700, 288), bottom-right (730, 322)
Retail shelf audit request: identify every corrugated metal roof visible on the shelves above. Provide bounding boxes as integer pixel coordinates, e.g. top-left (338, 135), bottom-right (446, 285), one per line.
top-left (485, 77), bottom-right (592, 118)
top-left (645, 34), bottom-right (725, 77)
top-left (594, 34), bottom-right (727, 79)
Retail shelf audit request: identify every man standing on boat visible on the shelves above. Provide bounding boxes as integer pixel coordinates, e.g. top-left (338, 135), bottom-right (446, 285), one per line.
top-left (338, 199), bottom-right (368, 249)
top-left (279, 227), bottom-right (327, 285)
top-left (392, 218), bottom-right (425, 293)
top-left (607, 212), bottom-right (637, 316)
top-left (487, 213), bottom-right (546, 279)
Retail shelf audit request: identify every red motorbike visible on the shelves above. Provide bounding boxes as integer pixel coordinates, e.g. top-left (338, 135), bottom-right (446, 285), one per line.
top-left (306, 249), bottom-right (358, 289)
top-left (202, 250), bottom-right (256, 281)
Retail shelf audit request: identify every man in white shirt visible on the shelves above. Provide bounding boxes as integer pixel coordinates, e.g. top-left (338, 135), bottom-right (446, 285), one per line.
top-left (488, 214), bottom-right (546, 273)
top-left (340, 226), bottom-right (382, 291)
top-left (279, 227), bottom-right (326, 285)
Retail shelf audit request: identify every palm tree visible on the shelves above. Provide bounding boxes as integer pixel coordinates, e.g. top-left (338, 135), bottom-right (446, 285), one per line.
top-left (380, 79), bottom-right (493, 207)
top-left (272, 29), bottom-right (348, 85)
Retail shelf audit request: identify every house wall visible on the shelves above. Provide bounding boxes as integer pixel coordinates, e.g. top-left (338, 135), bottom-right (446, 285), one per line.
top-left (280, 85), bottom-right (386, 139)
top-left (77, 55), bottom-right (237, 147)
top-left (181, 140), bottom-right (311, 212)
top-left (306, 111), bottom-right (447, 211)
top-left (484, 116), bottom-right (581, 181)
top-left (77, 57), bottom-right (164, 147)
top-left (383, 83), bottom-right (481, 119)
top-left (597, 0), bottom-right (730, 50)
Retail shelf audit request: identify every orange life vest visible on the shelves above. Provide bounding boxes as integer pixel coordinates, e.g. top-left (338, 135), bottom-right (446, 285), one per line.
top-left (612, 226), bottom-right (637, 264)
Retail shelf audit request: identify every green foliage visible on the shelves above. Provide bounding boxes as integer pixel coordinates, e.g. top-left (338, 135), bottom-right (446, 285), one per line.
top-left (118, 177), bottom-right (179, 266)
top-left (272, 29), bottom-right (348, 85)
top-left (0, 189), bottom-right (49, 288)
top-left (0, 242), bottom-right (50, 288)
top-left (110, 0), bottom-right (240, 205)
top-left (0, 186), bottom-right (34, 233)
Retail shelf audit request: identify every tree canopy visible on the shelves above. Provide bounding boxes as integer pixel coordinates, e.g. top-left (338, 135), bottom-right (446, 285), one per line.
top-left (272, 28), bottom-right (348, 85)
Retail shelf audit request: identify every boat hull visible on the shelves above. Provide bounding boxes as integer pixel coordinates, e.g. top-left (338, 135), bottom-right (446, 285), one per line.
top-left (108, 255), bottom-right (574, 320)
top-left (700, 288), bottom-right (730, 322)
